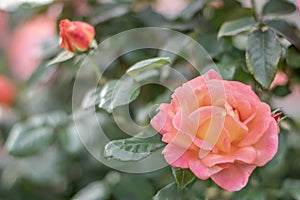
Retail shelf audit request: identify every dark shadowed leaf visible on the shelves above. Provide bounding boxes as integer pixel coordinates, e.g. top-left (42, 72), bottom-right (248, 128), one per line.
top-left (180, 0), bottom-right (206, 20)
top-left (265, 20), bottom-right (300, 49)
top-left (262, 0), bottom-right (296, 16)
top-left (218, 17), bottom-right (256, 38)
top-left (172, 168), bottom-right (196, 190)
top-left (283, 179), bottom-right (300, 199)
top-left (104, 132), bottom-right (164, 161)
top-left (153, 183), bottom-right (200, 200)
top-left (5, 111), bottom-right (67, 157)
top-left (5, 123), bottom-right (55, 156)
top-left (233, 186), bottom-right (265, 200)
top-left (286, 45), bottom-right (300, 68)
top-left (72, 181), bottom-right (111, 200)
top-left (246, 29), bottom-right (281, 89)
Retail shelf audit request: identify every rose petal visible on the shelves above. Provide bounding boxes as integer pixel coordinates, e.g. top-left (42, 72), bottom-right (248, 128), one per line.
top-left (162, 132), bottom-right (197, 151)
top-left (189, 159), bottom-right (222, 180)
top-left (150, 103), bottom-right (176, 134)
top-left (211, 164), bottom-right (256, 192)
top-left (172, 81), bottom-right (199, 115)
top-left (253, 119), bottom-right (279, 166)
top-left (204, 69), bottom-right (223, 80)
top-left (224, 114), bottom-right (248, 143)
top-left (188, 69), bottom-right (222, 90)
top-left (162, 143), bottom-right (195, 168)
top-left (173, 106), bottom-right (223, 137)
top-left (201, 146), bottom-right (257, 167)
top-left (238, 103), bottom-right (272, 147)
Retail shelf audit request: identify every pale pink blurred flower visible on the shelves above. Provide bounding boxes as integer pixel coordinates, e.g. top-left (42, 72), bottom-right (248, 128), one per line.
top-left (270, 71), bottom-right (288, 90)
top-left (73, 0), bottom-right (90, 16)
top-left (8, 15), bottom-right (56, 81)
top-left (152, 0), bottom-right (189, 19)
top-left (297, 0), bottom-right (300, 10)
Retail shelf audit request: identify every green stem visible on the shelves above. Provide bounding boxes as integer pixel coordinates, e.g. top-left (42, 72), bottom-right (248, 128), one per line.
top-left (251, 0), bottom-right (259, 21)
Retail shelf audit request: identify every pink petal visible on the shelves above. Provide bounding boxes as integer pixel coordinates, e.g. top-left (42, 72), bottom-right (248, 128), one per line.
top-left (173, 106), bottom-right (223, 137)
top-left (189, 159), bottom-right (222, 180)
top-left (253, 119), bottom-right (279, 166)
top-left (238, 103), bottom-right (272, 147)
top-left (172, 81), bottom-right (199, 115)
top-left (188, 69), bottom-right (223, 90)
top-left (226, 81), bottom-right (260, 101)
top-left (161, 132), bottom-right (196, 150)
top-left (201, 146), bottom-right (257, 168)
top-left (224, 114), bottom-right (248, 143)
top-left (150, 103), bottom-right (176, 134)
top-left (203, 69), bottom-right (223, 80)
top-left (162, 143), bottom-right (196, 168)
top-left (211, 164), bottom-right (256, 192)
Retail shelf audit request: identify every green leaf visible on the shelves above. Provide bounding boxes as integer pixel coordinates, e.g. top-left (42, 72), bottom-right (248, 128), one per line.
top-left (59, 123), bottom-right (84, 155)
top-left (286, 45), bottom-right (300, 68)
top-left (72, 181), bottom-right (111, 200)
top-left (262, 0), bottom-right (296, 16)
top-left (218, 17), bottom-right (256, 39)
top-left (172, 168), bottom-right (196, 190)
top-left (113, 175), bottom-right (155, 200)
top-left (265, 20), bottom-right (300, 49)
top-left (104, 132), bottom-right (165, 161)
top-left (233, 186), bottom-right (265, 200)
top-left (27, 61), bottom-right (57, 86)
top-left (47, 51), bottom-right (74, 66)
top-left (180, 0), bottom-right (206, 20)
top-left (98, 77), bottom-right (140, 113)
top-left (246, 29), bottom-right (281, 89)
top-left (126, 57), bottom-right (171, 76)
top-left (283, 179), bottom-right (300, 199)
top-left (81, 88), bottom-right (101, 109)
top-left (153, 183), bottom-right (200, 200)
top-left (5, 111), bottom-right (67, 157)
top-left (5, 123), bottom-right (55, 156)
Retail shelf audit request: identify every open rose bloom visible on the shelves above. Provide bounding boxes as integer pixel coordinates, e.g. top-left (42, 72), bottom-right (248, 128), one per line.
top-left (151, 70), bottom-right (279, 192)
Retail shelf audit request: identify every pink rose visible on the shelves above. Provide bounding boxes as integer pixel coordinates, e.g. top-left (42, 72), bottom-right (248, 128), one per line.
top-left (151, 70), bottom-right (279, 192)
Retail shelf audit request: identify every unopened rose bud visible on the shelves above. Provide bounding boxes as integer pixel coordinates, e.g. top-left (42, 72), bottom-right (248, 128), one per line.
top-left (272, 112), bottom-right (282, 123)
top-left (59, 19), bottom-right (95, 53)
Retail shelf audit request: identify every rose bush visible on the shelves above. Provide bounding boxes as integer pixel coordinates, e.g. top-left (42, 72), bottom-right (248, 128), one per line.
top-left (59, 19), bottom-right (95, 53)
top-left (151, 70), bottom-right (279, 192)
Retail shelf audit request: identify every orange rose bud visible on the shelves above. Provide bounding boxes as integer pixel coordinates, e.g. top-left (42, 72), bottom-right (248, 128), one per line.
top-left (59, 19), bottom-right (95, 53)
top-left (0, 76), bottom-right (16, 106)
